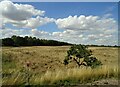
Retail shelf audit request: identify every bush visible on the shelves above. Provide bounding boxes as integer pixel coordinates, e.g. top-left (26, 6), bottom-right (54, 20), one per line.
top-left (64, 44), bottom-right (102, 68)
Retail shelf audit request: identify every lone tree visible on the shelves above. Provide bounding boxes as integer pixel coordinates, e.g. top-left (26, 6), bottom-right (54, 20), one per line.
top-left (64, 44), bottom-right (102, 68)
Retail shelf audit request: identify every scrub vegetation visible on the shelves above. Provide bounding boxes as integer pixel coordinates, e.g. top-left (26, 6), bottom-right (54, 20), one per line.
top-left (2, 46), bottom-right (119, 86)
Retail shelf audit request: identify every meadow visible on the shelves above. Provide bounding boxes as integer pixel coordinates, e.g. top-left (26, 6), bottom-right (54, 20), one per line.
top-left (2, 46), bottom-right (119, 86)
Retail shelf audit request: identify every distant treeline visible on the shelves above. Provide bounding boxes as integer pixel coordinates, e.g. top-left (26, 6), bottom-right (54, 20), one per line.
top-left (1, 35), bottom-right (72, 46)
top-left (0, 35), bottom-right (119, 47)
top-left (86, 44), bottom-right (119, 47)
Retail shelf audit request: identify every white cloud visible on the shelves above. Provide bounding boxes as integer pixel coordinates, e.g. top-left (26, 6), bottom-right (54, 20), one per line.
top-left (54, 15), bottom-right (118, 45)
top-left (55, 15), bottom-right (117, 32)
top-left (1, 28), bottom-right (51, 39)
top-left (1, 28), bottom-right (29, 38)
top-left (0, 0), bottom-right (54, 29)
top-left (79, 35), bottom-right (83, 38)
top-left (102, 13), bottom-right (112, 19)
top-left (56, 15), bottom-right (99, 30)
top-left (88, 34), bottom-right (98, 40)
top-left (0, 1), bottom-right (118, 45)
top-left (31, 29), bottom-right (50, 38)
top-left (51, 30), bottom-right (87, 44)
top-left (13, 16), bottom-right (55, 29)
top-left (0, 0), bottom-right (44, 21)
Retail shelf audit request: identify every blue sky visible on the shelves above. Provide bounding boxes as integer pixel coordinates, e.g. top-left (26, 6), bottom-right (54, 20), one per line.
top-left (17, 2), bottom-right (118, 19)
top-left (15, 2), bottom-right (118, 32)
top-left (1, 1), bottom-right (118, 45)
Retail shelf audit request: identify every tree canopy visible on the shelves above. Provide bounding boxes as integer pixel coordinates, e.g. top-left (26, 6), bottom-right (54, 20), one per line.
top-left (2, 35), bottom-right (72, 46)
top-left (64, 44), bottom-right (102, 68)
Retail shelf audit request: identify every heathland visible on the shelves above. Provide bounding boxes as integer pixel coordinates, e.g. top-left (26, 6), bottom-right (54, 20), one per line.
top-left (2, 46), bottom-right (119, 86)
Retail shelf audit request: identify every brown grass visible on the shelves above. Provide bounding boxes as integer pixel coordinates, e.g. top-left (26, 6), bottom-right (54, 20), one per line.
top-left (2, 46), bottom-right (119, 85)
top-left (33, 65), bottom-right (118, 85)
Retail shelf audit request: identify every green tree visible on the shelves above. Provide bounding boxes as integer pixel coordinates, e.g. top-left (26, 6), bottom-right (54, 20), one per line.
top-left (2, 35), bottom-right (72, 46)
top-left (11, 35), bottom-right (26, 46)
top-left (64, 44), bottom-right (102, 68)
top-left (2, 38), bottom-right (14, 46)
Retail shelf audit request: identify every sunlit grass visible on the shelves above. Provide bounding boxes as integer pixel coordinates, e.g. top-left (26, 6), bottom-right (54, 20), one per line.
top-left (2, 46), bottom-right (119, 85)
top-left (32, 65), bottom-right (118, 85)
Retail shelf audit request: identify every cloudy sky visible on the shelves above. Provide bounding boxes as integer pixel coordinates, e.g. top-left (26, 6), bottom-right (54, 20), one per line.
top-left (0, 0), bottom-right (118, 45)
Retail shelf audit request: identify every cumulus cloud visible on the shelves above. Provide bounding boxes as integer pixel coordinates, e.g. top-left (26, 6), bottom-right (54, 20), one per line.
top-left (0, 1), bottom-right (118, 45)
top-left (31, 29), bottom-right (51, 38)
top-left (0, 27), bottom-right (32, 38)
top-left (54, 15), bottom-right (117, 45)
top-left (1, 28), bottom-right (29, 38)
top-left (1, 28), bottom-right (51, 39)
top-left (88, 34), bottom-right (98, 40)
top-left (0, 0), bottom-right (44, 21)
top-left (0, 0), bottom-right (54, 29)
top-left (55, 15), bottom-right (117, 31)
top-left (56, 15), bottom-right (99, 31)
top-left (12, 16), bottom-right (55, 28)
top-left (51, 30), bottom-right (87, 44)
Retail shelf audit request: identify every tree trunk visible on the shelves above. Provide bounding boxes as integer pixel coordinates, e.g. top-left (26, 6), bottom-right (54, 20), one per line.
top-left (73, 58), bottom-right (81, 67)
top-left (73, 58), bottom-right (87, 67)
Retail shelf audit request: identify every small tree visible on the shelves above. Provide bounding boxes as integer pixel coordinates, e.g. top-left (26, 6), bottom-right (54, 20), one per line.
top-left (64, 44), bottom-right (102, 68)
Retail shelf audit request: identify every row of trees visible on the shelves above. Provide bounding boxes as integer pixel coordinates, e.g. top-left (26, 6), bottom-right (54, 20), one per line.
top-left (86, 44), bottom-right (119, 47)
top-left (1, 35), bottom-right (118, 47)
top-left (2, 35), bottom-right (72, 46)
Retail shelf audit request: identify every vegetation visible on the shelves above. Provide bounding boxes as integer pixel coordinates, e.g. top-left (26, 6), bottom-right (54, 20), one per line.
top-left (86, 44), bottom-right (119, 47)
top-left (2, 35), bottom-right (72, 46)
top-left (1, 35), bottom-right (119, 47)
top-left (37, 65), bottom-right (118, 85)
top-left (64, 45), bottom-right (102, 68)
top-left (2, 46), bottom-right (118, 85)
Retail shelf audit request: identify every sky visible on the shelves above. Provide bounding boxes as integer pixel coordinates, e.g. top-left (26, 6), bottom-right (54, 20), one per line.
top-left (0, 0), bottom-right (118, 45)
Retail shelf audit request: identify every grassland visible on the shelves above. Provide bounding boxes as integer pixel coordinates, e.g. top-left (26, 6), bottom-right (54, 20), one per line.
top-left (2, 46), bottom-right (119, 85)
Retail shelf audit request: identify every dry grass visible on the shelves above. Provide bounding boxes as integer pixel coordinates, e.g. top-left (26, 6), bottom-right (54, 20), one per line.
top-left (2, 46), bottom-right (119, 85)
top-left (31, 65), bottom-right (118, 85)
top-left (2, 46), bottom-right (70, 73)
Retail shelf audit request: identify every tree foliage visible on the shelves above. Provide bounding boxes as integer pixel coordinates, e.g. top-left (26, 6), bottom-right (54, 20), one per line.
top-left (64, 44), bottom-right (102, 68)
top-left (2, 35), bottom-right (72, 46)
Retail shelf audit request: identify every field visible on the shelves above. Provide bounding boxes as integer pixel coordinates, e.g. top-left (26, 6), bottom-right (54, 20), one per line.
top-left (2, 46), bottom-right (119, 86)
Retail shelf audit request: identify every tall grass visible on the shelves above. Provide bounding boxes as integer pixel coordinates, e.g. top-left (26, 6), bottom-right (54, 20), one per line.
top-left (33, 65), bottom-right (118, 85)
top-left (2, 47), bottom-right (119, 85)
top-left (3, 65), bottom-right (118, 85)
